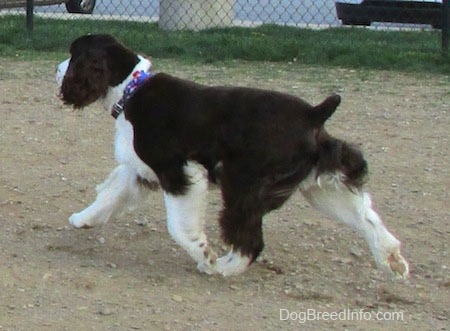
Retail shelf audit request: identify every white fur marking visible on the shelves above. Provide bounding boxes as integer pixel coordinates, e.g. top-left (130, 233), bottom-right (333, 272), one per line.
top-left (114, 113), bottom-right (158, 180)
top-left (102, 56), bottom-right (152, 112)
top-left (300, 170), bottom-right (409, 278)
top-left (216, 251), bottom-right (251, 276)
top-left (56, 59), bottom-right (70, 87)
top-left (164, 161), bottom-right (217, 274)
top-left (69, 165), bottom-right (151, 228)
top-left (64, 56), bottom-right (158, 228)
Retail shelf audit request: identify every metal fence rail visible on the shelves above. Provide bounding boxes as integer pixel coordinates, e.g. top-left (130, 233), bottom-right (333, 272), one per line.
top-left (1, 0), bottom-right (449, 51)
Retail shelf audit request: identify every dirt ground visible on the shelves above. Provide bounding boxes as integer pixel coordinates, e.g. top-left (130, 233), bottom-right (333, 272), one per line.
top-left (0, 58), bottom-right (449, 331)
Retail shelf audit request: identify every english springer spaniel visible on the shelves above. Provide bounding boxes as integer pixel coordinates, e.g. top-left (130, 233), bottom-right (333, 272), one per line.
top-left (56, 34), bottom-right (409, 278)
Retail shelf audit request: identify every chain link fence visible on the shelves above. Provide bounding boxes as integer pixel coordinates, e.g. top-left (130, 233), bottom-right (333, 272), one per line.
top-left (1, 0), bottom-right (449, 50)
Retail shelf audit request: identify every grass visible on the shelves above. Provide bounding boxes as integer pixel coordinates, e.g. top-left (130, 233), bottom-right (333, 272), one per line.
top-left (1, 14), bottom-right (449, 74)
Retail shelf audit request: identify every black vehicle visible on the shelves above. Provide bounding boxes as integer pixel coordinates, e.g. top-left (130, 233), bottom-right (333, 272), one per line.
top-left (335, 0), bottom-right (446, 29)
top-left (0, 0), bottom-right (96, 14)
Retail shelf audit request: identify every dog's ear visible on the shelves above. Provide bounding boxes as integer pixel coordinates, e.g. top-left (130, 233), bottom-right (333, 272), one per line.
top-left (86, 48), bottom-right (109, 70)
top-left (60, 49), bottom-right (110, 108)
top-left (105, 43), bottom-right (141, 86)
top-left (84, 48), bottom-right (110, 85)
top-left (311, 94), bottom-right (341, 126)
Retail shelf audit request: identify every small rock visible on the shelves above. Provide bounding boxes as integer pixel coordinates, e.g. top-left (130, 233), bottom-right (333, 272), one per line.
top-left (172, 295), bottom-right (183, 302)
top-left (350, 246), bottom-right (363, 257)
top-left (42, 273), bottom-right (52, 281)
top-left (98, 308), bottom-right (114, 316)
top-left (135, 219), bottom-right (148, 226)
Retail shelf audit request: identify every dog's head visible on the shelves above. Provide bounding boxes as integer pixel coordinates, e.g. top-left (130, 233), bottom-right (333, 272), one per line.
top-left (57, 34), bottom-right (140, 108)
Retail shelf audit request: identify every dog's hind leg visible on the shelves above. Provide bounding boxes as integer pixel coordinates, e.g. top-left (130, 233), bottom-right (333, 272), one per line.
top-left (216, 163), bottom-right (309, 276)
top-left (215, 210), bottom-right (261, 276)
top-left (69, 165), bottom-right (151, 228)
top-left (215, 176), bottom-right (269, 276)
top-left (300, 171), bottom-right (409, 278)
top-left (163, 161), bottom-right (218, 274)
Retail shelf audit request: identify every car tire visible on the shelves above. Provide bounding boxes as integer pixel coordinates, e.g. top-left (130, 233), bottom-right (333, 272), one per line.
top-left (65, 0), bottom-right (96, 14)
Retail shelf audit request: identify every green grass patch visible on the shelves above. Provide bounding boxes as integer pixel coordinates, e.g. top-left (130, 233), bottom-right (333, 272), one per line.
top-left (1, 14), bottom-right (449, 73)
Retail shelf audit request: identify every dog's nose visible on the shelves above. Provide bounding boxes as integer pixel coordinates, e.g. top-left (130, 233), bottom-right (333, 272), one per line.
top-left (56, 58), bottom-right (70, 87)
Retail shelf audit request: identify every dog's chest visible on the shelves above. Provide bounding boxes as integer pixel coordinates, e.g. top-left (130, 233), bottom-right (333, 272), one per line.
top-left (114, 114), bottom-right (157, 181)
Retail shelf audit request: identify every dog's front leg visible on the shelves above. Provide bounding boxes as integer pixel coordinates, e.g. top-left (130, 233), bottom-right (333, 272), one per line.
top-left (300, 172), bottom-right (409, 279)
top-left (69, 165), bottom-right (145, 228)
top-left (163, 162), bottom-right (218, 274)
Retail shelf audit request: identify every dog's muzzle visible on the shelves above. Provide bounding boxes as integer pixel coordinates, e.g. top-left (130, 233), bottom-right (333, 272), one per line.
top-left (56, 58), bottom-right (70, 87)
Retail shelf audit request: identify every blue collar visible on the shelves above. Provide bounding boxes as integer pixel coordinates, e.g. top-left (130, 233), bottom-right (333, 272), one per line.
top-left (111, 70), bottom-right (153, 119)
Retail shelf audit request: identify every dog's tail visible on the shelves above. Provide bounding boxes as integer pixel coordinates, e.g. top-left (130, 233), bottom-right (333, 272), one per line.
top-left (315, 132), bottom-right (369, 189)
top-left (310, 94), bottom-right (341, 127)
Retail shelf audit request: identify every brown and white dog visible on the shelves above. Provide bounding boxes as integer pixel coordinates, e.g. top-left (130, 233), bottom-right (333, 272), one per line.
top-left (56, 34), bottom-right (409, 278)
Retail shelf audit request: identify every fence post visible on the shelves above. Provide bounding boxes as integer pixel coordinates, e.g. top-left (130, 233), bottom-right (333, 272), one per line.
top-left (26, 0), bottom-right (34, 31)
top-left (159, 0), bottom-right (234, 31)
top-left (443, 0), bottom-right (449, 55)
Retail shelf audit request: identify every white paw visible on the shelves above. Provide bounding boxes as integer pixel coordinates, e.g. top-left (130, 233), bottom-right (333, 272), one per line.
top-left (215, 251), bottom-right (251, 277)
top-left (69, 213), bottom-right (93, 229)
top-left (197, 260), bottom-right (217, 275)
top-left (384, 251), bottom-right (409, 279)
top-left (196, 246), bottom-right (218, 275)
